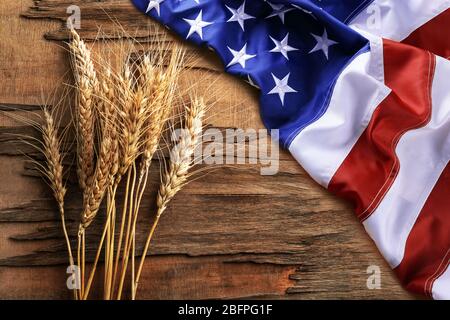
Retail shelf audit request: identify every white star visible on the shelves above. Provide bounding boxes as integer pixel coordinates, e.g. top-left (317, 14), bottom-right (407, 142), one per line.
top-left (266, 2), bottom-right (294, 24)
top-left (146, 0), bottom-right (164, 16)
top-left (226, 1), bottom-right (255, 31)
top-left (183, 10), bottom-right (213, 40)
top-left (269, 33), bottom-right (298, 60)
top-left (268, 73), bottom-right (297, 106)
top-left (226, 44), bottom-right (256, 69)
top-left (309, 28), bottom-right (338, 60)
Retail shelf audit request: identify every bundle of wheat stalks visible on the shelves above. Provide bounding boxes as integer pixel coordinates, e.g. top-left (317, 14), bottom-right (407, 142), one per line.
top-left (33, 29), bottom-right (207, 300)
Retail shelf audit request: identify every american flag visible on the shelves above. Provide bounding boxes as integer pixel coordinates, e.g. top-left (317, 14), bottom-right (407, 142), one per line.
top-left (132, 0), bottom-right (450, 299)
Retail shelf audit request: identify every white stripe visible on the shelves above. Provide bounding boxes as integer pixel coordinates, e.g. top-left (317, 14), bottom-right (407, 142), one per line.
top-left (350, 0), bottom-right (450, 41)
top-left (432, 264), bottom-right (450, 300)
top-left (363, 56), bottom-right (450, 268)
top-left (289, 37), bottom-right (390, 187)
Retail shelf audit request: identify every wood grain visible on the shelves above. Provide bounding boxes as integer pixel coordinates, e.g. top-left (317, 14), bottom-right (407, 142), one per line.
top-left (0, 0), bottom-right (416, 299)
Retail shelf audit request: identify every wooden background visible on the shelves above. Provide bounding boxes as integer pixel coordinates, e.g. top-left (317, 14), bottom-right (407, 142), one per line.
top-left (0, 0), bottom-right (417, 299)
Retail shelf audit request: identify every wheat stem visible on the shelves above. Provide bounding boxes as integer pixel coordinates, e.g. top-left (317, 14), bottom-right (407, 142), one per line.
top-left (134, 209), bottom-right (162, 296)
top-left (131, 233), bottom-right (136, 300)
top-left (82, 186), bottom-right (117, 299)
top-left (116, 164), bottom-right (138, 300)
top-left (104, 187), bottom-right (116, 299)
top-left (77, 232), bottom-right (83, 298)
top-left (104, 191), bottom-right (112, 299)
top-left (82, 230), bottom-right (86, 296)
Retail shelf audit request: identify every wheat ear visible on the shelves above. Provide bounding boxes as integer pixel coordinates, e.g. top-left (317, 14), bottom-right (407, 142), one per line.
top-left (80, 94), bottom-right (116, 229)
top-left (69, 29), bottom-right (98, 193)
top-left (139, 47), bottom-right (185, 177)
top-left (133, 97), bottom-right (206, 298)
top-left (69, 29), bottom-right (97, 298)
top-left (117, 67), bottom-right (149, 179)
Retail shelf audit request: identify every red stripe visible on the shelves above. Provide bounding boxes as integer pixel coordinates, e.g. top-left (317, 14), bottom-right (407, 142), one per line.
top-left (403, 8), bottom-right (450, 60)
top-left (328, 40), bottom-right (435, 221)
top-left (394, 163), bottom-right (450, 297)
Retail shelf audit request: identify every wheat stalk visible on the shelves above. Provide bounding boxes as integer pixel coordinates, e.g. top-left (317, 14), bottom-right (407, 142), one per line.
top-left (132, 96), bottom-right (206, 298)
top-left (78, 108), bottom-right (115, 298)
top-left (107, 64), bottom-right (136, 296)
top-left (114, 83), bottom-right (153, 300)
top-left (81, 70), bottom-right (122, 299)
top-left (41, 107), bottom-right (77, 299)
top-left (80, 134), bottom-right (116, 299)
top-left (98, 69), bottom-right (119, 299)
top-left (1, 102), bottom-right (79, 299)
top-left (75, 66), bottom-right (120, 299)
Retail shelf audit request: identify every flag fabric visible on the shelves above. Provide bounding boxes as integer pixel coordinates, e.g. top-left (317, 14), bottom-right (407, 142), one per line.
top-left (132, 0), bottom-right (450, 299)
